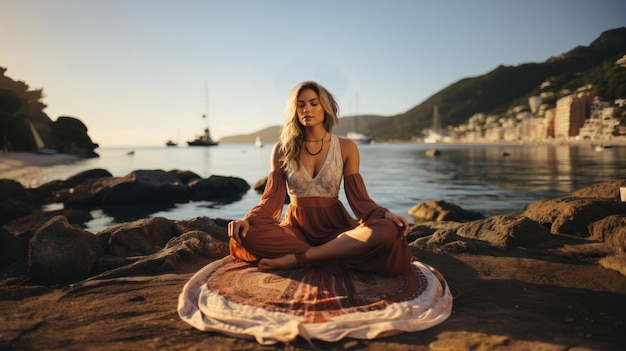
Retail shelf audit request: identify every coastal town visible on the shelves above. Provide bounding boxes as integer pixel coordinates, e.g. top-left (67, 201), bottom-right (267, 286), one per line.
top-left (423, 56), bottom-right (626, 145)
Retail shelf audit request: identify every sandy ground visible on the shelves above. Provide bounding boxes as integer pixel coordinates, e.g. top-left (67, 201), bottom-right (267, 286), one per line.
top-left (1, 247), bottom-right (625, 351)
top-left (0, 152), bottom-right (82, 181)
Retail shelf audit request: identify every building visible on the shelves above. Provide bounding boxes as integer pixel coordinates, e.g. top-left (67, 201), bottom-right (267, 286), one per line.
top-left (554, 94), bottom-right (591, 138)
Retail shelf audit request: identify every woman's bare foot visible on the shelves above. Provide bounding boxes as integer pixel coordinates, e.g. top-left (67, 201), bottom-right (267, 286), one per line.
top-left (258, 254), bottom-right (298, 270)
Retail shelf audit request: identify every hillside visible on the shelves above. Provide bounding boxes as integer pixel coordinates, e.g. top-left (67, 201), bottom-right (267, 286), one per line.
top-left (218, 115), bottom-right (387, 144)
top-left (220, 27), bottom-right (626, 143)
top-left (371, 27), bottom-right (626, 141)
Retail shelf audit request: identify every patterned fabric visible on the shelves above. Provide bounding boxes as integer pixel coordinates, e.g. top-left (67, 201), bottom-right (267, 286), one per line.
top-left (178, 256), bottom-right (453, 345)
top-left (286, 135), bottom-right (343, 198)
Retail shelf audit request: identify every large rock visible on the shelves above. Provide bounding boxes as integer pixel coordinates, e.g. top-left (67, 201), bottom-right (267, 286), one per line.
top-left (409, 215), bottom-right (553, 251)
top-left (408, 200), bottom-right (485, 222)
top-left (0, 227), bottom-right (26, 265)
top-left (188, 175), bottom-right (250, 201)
top-left (63, 169), bottom-right (189, 208)
top-left (588, 214), bottom-right (626, 254)
top-left (3, 209), bottom-right (93, 241)
top-left (167, 169), bottom-right (201, 185)
top-left (454, 214), bottom-right (552, 250)
top-left (101, 170), bottom-right (190, 205)
top-left (28, 216), bottom-right (105, 285)
top-left (523, 197), bottom-right (625, 237)
top-left (72, 231), bottom-right (229, 286)
top-left (0, 179), bottom-right (51, 225)
top-left (96, 216), bottom-right (176, 257)
top-left (39, 168), bottom-right (113, 192)
top-left (570, 179), bottom-right (626, 200)
top-left (174, 216), bottom-right (229, 242)
top-left (164, 230), bottom-right (229, 262)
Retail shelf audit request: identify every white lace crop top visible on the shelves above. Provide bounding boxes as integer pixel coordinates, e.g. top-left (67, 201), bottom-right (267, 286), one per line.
top-left (286, 135), bottom-right (343, 198)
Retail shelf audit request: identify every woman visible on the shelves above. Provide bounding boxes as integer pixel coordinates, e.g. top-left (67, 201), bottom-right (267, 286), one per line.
top-left (228, 81), bottom-right (412, 276)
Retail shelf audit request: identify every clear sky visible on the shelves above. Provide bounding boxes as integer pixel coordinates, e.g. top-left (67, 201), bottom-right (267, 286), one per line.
top-left (1, 0), bottom-right (625, 146)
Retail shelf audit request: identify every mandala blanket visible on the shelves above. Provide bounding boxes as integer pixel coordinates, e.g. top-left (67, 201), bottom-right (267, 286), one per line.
top-left (178, 256), bottom-right (453, 345)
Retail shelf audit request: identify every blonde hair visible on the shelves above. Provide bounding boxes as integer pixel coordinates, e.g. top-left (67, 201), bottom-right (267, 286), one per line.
top-left (278, 81), bottom-right (339, 173)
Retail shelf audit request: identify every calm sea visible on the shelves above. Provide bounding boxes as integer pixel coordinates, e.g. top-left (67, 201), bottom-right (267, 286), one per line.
top-left (17, 142), bottom-right (626, 233)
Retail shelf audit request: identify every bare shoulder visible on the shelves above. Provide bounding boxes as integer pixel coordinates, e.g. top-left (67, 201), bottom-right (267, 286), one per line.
top-left (337, 136), bottom-right (358, 154)
top-left (271, 142), bottom-right (282, 155)
top-left (270, 142), bottom-right (283, 170)
top-left (337, 136), bottom-right (359, 166)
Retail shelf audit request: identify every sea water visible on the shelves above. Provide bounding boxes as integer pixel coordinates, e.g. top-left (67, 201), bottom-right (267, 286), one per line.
top-left (13, 143), bottom-right (626, 233)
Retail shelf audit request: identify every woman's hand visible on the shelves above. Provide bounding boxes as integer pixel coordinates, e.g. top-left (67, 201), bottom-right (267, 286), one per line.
top-left (384, 211), bottom-right (409, 236)
top-left (228, 219), bottom-right (250, 244)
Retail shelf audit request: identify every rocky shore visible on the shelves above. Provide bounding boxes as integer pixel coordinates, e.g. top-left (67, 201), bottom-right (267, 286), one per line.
top-left (1, 167), bottom-right (625, 350)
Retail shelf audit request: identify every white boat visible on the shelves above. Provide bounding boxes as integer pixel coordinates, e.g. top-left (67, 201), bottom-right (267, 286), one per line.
top-left (424, 105), bottom-right (446, 143)
top-left (346, 92), bottom-right (372, 144)
top-left (255, 135), bottom-right (263, 148)
top-left (346, 131), bottom-right (372, 144)
top-left (29, 122), bottom-right (57, 155)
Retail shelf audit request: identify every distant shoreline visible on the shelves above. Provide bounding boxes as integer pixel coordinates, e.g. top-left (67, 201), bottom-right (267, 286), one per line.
top-left (2, 138), bottom-right (625, 181)
top-left (0, 152), bottom-right (82, 180)
top-left (373, 137), bottom-right (626, 147)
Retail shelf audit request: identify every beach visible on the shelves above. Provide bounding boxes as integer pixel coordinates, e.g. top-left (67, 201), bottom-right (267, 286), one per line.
top-left (0, 152), bottom-right (82, 180)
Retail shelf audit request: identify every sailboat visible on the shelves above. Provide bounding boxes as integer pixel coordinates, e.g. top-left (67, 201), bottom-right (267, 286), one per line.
top-left (254, 135), bottom-right (263, 148)
top-left (345, 92), bottom-right (372, 144)
top-left (424, 105), bottom-right (445, 143)
top-left (29, 122), bottom-right (57, 155)
top-left (165, 139), bottom-right (178, 147)
top-left (188, 82), bottom-right (218, 147)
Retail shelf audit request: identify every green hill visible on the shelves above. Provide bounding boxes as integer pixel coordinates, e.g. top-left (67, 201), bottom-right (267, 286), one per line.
top-left (222, 27), bottom-right (626, 143)
top-left (218, 114), bottom-right (387, 144)
top-left (372, 27), bottom-right (626, 141)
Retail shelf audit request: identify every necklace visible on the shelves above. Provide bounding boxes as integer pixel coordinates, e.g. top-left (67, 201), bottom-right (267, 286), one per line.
top-left (304, 133), bottom-right (326, 142)
top-left (303, 132), bottom-right (326, 156)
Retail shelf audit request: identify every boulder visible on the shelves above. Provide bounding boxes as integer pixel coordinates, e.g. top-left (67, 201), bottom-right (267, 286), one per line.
top-left (39, 168), bottom-right (113, 192)
top-left (63, 169), bottom-right (190, 208)
top-left (188, 175), bottom-right (250, 201)
top-left (523, 197), bottom-right (625, 237)
top-left (174, 216), bottom-right (229, 242)
top-left (408, 200), bottom-right (485, 222)
top-left (570, 179), bottom-right (626, 200)
top-left (3, 209), bottom-right (93, 241)
top-left (411, 229), bottom-right (491, 253)
top-left (96, 216), bottom-right (176, 257)
top-left (588, 215), bottom-right (626, 254)
top-left (72, 231), bottom-right (229, 286)
top-left (62, 176), bottom-right (117, 208)
top-left (167, 169), bottom-right (201, 185)
top-left (165, 230), bottom-right (229, 260)
top-left (454, 214), bottom-right (552, 250)
top-left (0, 227), bottom-right (26, 265)
top-left (0, 179), bottom-right (51, 225)
top-left (253, 176), bottom-right (268, 193)
top-left (102, 170), bottom-right (189, 205)
top-left (28, 216), bottom-right (105, 285)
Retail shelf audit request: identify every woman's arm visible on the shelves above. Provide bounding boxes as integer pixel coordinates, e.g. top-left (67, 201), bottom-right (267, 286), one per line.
top-left (229, 143), bottom-right (287, 243)
top-left (341, 138), bottom-right (408, 234)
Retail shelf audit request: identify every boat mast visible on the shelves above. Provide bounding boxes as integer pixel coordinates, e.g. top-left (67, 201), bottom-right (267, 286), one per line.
top-left (354, 92), bottom-right (359, 132)
top-left (204, 81), bottom-right (209, 126)
top-left (433, 105), bottom-right (440, 132)
top-left (203, 81), bottom-right (212, 140)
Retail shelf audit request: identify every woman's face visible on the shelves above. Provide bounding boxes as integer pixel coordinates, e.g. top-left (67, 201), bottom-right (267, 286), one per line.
top-left (297, 88), bottom-right (325, 128)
